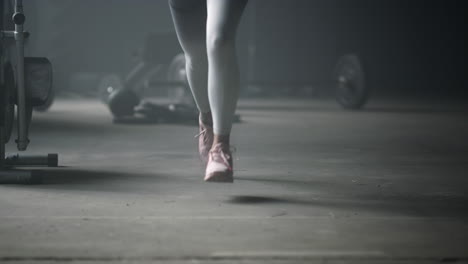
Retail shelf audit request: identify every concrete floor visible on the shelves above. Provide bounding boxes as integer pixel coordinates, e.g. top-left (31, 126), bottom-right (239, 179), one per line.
top-left (1, 97), bottom-right (468, 264)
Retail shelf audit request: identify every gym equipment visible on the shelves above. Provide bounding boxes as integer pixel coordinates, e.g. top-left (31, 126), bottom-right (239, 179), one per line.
top-left (166, 53), bottom-right (193, 106)
top-left (33, 81), bottom-right (55, 112)
top-left (1, 0), bottom-right (58, 184)
top-left (2, 62), bottom-right (14, 143)
top-left (103, 33), bottom-right (192, 119)
top-left (108, 88), bottom-right (141, 117)
top-left (107, 51), bottom-right (217, 124)
top-left (133, 101), bottom-right (198, 124)
top-left (97, 73), bottom-right (124, 103)
top-left (334, 54), bottom-right (368, 110)
top-left (113, 100), bottom-right (241, 125)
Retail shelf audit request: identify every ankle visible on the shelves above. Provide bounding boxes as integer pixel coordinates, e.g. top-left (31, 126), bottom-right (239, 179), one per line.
top-left (213, 134), bottom-right (230, 147)
top-left (200, 111), bottom-right (212, 126)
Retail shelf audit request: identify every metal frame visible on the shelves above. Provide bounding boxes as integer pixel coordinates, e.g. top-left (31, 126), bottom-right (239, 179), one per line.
top-left (0, 0), bottom-right (58, 184)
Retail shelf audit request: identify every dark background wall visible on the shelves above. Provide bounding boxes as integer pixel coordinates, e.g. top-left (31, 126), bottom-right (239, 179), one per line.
top-left (249, 0), bottom-right (467, 97)
top-left (22, 0), bottom-right (467, 98)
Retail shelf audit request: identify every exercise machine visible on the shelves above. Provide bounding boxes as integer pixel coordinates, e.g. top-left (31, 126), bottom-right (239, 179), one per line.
top-left (0, 0), bottom-right (58, 184)
top-left (100, 33), bottom-right (193, 119)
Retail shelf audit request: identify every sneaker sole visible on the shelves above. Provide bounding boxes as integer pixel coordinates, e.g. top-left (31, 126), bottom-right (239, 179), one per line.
top-left (204, 171), bottom-right (234, 183)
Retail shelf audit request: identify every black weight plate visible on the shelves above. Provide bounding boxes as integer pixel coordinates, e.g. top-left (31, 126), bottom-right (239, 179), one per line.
top-left (34, 85), bottom-right (55, 112)
top-left (24, 57), bottom-right (53, 108)
top-left (97, 74), bottom-right (123, 104)
top-left (107, 88), bottom-right (140, 118)
top-left (334, 54), bottom-right (369, 110)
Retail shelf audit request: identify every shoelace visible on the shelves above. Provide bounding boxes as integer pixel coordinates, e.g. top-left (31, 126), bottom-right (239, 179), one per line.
top-left (194, 128), bottom-right (207, 138)
top-left (210, 143), bottom-right (235, 171)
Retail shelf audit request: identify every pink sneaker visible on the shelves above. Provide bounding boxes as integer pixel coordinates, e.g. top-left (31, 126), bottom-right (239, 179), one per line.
top-left (204, 143), bottom-right (234, 183)
top-left (195, 115), bottom-right (213, 166)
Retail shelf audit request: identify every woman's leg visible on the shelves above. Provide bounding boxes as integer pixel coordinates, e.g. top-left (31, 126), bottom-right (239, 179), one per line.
top-left (203, 0), bottom-right (247, 182)
top-left (170, 0), bottom-right (215, 167)
top-left (206, 0), bottom-right (248, 142)
top-left (169, 0), bottom-right (210, 115)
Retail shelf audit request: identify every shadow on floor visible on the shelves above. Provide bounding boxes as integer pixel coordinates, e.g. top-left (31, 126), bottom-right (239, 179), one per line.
top-left (3, 167), bottom-right (173, 193)
top-left (29, 118), bottom-right (115, 135)
top-left (226, 193), bottom-right (468, 218)
top-left (233, 176), bottom-right (468, 217)
top-left (226, 195), bottom-right (313, 205)
top-left (3, 168), bottom-right (468, 217)
top-left (38, 168), bottom-right (144, 184)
